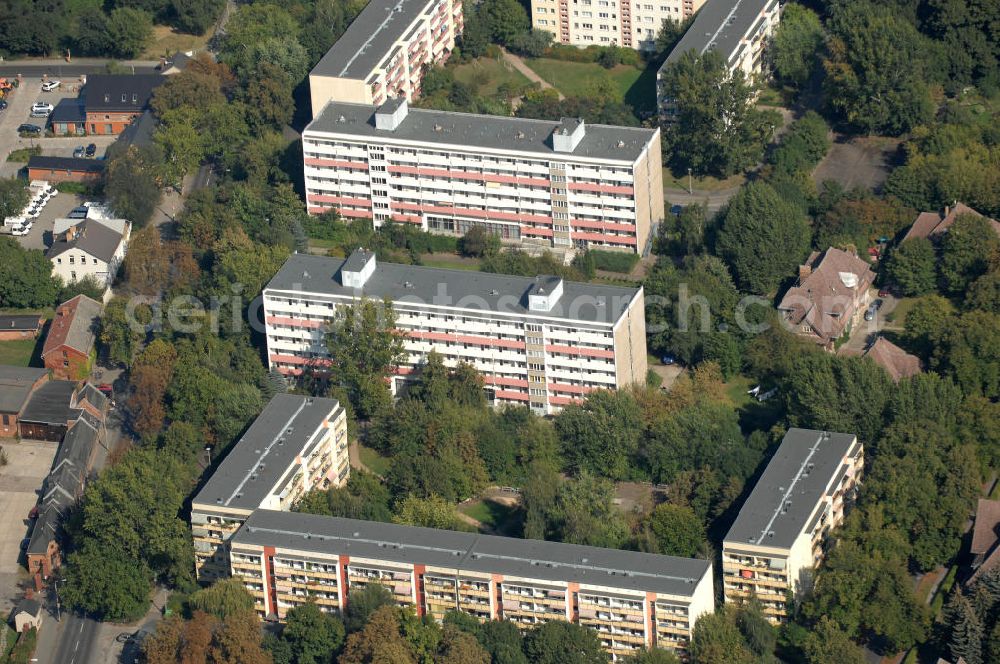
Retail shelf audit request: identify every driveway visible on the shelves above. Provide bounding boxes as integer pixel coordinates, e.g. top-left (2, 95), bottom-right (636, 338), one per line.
top-left (0, 438), bottom-right (58, 615)
top-left (837, 293), bottom-right (898, 357)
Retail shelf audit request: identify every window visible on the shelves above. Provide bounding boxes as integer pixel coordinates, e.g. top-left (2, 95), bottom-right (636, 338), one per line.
top-left (68, 256), bottom-right (75, 265)
top-left (121, 93), bottom-right (127, 102)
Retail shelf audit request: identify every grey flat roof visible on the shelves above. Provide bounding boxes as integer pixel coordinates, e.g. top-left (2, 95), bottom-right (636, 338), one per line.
top-left (724, 428), bottom-right (858, 550)
top-left (265, 253), bottom-right (640, 326)
top-left (307, 102), bottom-right (657, 162)
top-left (663, 0), bottom-right (777, 68)
top-left (194, 394), bottom-right (342, 511)
top-left (20, 381), bottom-right (78, 426)
top-left (310, 0), bottom-right (434, 80)
top-left (233, 510), bottom-right (711, 597)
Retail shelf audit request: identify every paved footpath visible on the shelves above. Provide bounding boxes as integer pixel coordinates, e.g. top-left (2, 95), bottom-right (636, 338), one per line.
top-left (499, 48), bottom-right (565, 101)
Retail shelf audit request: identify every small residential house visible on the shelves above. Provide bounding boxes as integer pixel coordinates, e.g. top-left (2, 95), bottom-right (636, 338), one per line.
top-left (26, 155), bottom-right (105, 184)
top-left (83, 74), bottom-right (165, 135)
top-left (26, 390), bottom-right (106, 580)
top-left (0, 366), bottom-right (48, 437)
top-left (0, 315), bottom-right (44, 341)
top-left (41, 295), bottom-right (102, 380)
top-left (777, 247), bottom-right (876, 350)
top-left (863, 337), bottom-right (921, 383)
top-left (158, 51), bottom-right (195, 76)
top-left (47, 217), bottom-right (130, 294)
top-left (9, 597), bottom-right (42, 633)
top-left (902, 202), bottom-right (1000, 242)
top-left (48, 98), bottom-right (86, 135)
top-left (966, 498), bottom-right (1000, 587)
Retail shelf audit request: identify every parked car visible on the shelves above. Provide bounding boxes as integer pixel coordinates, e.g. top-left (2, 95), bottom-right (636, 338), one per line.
top-left (661, 354), bottom-right (676, 365)
top-left (85, 143), bottom-right (97, 157)
top-left (17, 123), bottom-right (41, 134)
top-left (864, 303), bottom-right (878, 321)
top-left (73, 146), bottom-right (86, 158)
top-left (29, 108), bottom-right (49, 118)
top-left (11, 223), bottom-right (29, 236)
top-left (756, 387), bottom-right (778, 402)
top-left (878, 286), bottom-right (893, 298)
top-left (41, 80), bottom-right (60, 91)
top-left (872, 298), bottom-right (883, 310)
top-left (0, 99), bottom-right (7, 111)
top-left (31, 102), bottom-right (53, 113)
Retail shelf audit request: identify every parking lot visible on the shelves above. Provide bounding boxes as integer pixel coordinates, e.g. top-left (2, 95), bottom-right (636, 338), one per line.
top-left (12, 188), bottom-right (83, 250)
top-left (0, 439), bottom-right (58, 615)
top-left (0, 75), bottom-right (118, 179)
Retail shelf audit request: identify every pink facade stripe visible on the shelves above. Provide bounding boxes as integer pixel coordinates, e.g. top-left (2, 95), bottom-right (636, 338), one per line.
top-left (522, 227), bottom-right (554, 238)
top-left (549, 395), bottom-right (584, 406)
top-left (494, 389), bottom-right (530, 402)
top-left (340, 209), bottom-right (374, 219)
top-left (546, 382), bottom-right (596, 395)
top-left (388, 165), bottom-right (549, 187)
top-left (304, 157), bottom-right (369, 170)
top-left (568, 182), bottom-right (635, 195)
top-left (570, 218), bottom-right (637, 233)
top-left (266, 315), bottom-right (323, 329)
top-left (270, 354), bottom-right (333, 367)
top-left (393, 202), bottom-right (552, 224)
top-left (483, 376), bottom-right (531, 389)
top-left (408, 330), bottom-right (527, 350)
top-left (571, 231), bottom-right (637, 245)
top-left (307, 194), bottom-right (373, 207)
top-left (391, 213), bottom-right (423, 224)
top-left (545, 344), bottom-right (615, 359)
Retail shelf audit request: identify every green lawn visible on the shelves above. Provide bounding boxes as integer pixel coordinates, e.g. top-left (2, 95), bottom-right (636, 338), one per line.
top-left (0, 337), bottom-right (43, 367)
top-left (724, 374), bottom-right (755, 407)
top-left (452, 57), bottom-right (533, 97)
top-left (663, 167), bottom-right (747, 194)
top-left (522, 58), bottom-right (655, 113)
top-left (458, 498), bottom-right (521, 535)
top-left (142, 24), bottom-right (211, 59)
top-left (418, 255), bottom-right (481, 271)
top-left (358, 444), bottom-right (391, 476)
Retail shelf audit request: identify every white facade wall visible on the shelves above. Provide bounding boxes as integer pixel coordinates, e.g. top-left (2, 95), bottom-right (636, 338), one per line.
top-left (301, 132), bottom-right (652, 253)
top-left (262, 289), bottom-right (643, 414)
top-left (533, 0), bottom-right (705, 49)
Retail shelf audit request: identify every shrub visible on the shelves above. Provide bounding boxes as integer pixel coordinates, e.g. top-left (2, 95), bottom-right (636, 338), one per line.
top-left (7, 146), bottom-right (41, 162)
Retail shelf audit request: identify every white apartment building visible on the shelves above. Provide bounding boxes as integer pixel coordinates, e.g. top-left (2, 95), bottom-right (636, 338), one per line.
top-left (308, 0), bottom-right (462, 114)
top-left (190, 394), bottom-right (349, 580)
top-left (533, 0), bottom-right (705, 50)
top-left (262, 249), bottom-right (648, 415)
top-left (657, 0), bottom-right (781, 114)
top-left (302, 99), bottom-right (664, 254)
top-left (722, 428), bottom-right (863, 622)
top-left (229, 509), bottom-right (715, 659)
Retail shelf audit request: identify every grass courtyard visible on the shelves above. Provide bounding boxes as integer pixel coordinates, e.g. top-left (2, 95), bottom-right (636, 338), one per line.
top-left (452, 57), bottom-right (533, 97)
top-left (0, 337), bottom-right (43, 368)
top-left (522, 58), bottom-right (657, 115)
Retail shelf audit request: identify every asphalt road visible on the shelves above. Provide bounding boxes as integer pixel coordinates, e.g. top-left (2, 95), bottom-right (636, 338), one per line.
top-left (51, 612), bottom-right (101, 664)
top-left (0, 64), bottom-right (158, 78)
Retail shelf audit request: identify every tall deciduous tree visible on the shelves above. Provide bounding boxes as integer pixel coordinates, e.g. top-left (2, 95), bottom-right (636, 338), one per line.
top-left (553, 389), bottom-right (643, 480)
top-left (280, 600), bottom-right (345, 664)
top-left (716, 181), bottom-right (811, 294)
top-left (659, 50), bottom-right (773, 177)
top-left (522, 620), bottom-right (607, 664)
top-left (104, 143), bottom-right (164, 227)
top-left (885, 237), bottom-right (937, 296)
top-left (0, 237), bottom-right (60, 308)
top-left (644, 503), bottom-right (706, 557)
top-left (0, 177), bottom-right (29, 220)
top-left (771, 4), bottom-right (825, 88)
top-left (822, 0), bottom-right (933, 135)
top-left (188, 578), bottom-right (256, 620)
top-left (326, 297), bottom-right (406, 418)
top-left (939, 214), bottom-right (1000, 295)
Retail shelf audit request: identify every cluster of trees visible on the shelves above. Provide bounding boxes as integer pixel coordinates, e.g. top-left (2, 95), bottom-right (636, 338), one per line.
top-left (770, 0), bottom-right (1000, 136)
top-left (658, 50), bottom-right (779, 177)
top-left (415, 64), bottom-right (534, 116)
top-left (0, 0), bottom-right (226, 58)
top-left (939, 568), bottom-right (1000, 664)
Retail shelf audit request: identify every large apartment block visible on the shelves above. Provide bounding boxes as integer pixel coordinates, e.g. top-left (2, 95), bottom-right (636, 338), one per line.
top-left (656, 0), bottom-right (780, 114)
top-left (308, 0), bottom-right (462, 113)
top-left (722, 428), bottom-right (863, 622)
top-left (190, 394), bottom-right (349, 580)
top-left (533, 0), bottom-right (705, 50)
top-left (262, 250), bottom-right (648, 414)
top-left (302, 99), bottom-right (663, 254)
top-left (230, 509), bottom-right (714, 659)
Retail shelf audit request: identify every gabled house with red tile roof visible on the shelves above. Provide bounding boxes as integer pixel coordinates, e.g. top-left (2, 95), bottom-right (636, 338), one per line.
top-left (902, 202), bottom-right (1000, 242)
top-left (41, 295), bottom-right (102, 381)
top-left (777, 247), bottom-right (876, 350)
top-left (863, 337), bottom-right (921, 383)
top-left (966, 498), bottom-right (1000, 587)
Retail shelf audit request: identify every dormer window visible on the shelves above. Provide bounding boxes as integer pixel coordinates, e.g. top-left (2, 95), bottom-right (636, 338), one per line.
top-left (132, 93), bottom-right (137, 102)
top-left (121, 93), bottom-right (127, 102)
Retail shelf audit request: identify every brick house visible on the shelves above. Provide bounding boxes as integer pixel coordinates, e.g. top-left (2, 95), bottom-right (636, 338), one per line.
top-left (0, 315), bottom-right (43, 341)
top-left (902, 202), bottom-right (1000, 242)
top-left (26, 155), bottom-right (105, 184)
top-left (82, 74), bottom-right (164, 136)
top-left (25, 389), bottom-right (106, 581)
top-left (777, 247), bottom-right (876, 350)
top-left (0, 366), bottom-right (48, 438)
top-left (41, 295), bottom-right (102, 380)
